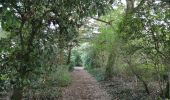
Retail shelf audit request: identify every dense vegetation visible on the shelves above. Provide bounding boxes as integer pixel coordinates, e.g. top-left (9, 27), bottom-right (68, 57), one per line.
top-left (0, 0), bottom-right (170, 100)
top-left (0, 0), bottom-right (111, 99)
top-left (73, 0), bottom-right (170, 99)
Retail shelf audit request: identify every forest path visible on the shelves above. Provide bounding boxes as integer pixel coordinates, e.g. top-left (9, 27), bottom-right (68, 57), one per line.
top-left (62, 67), bottom-right (111, 100)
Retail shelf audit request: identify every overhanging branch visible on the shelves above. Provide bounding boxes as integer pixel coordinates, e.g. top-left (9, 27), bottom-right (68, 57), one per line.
top-left (91, 17), bottom-right (114, 26)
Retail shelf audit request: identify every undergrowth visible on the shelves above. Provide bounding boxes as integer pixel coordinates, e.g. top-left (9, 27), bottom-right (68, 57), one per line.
top-left (85, 67), bottom-right (105, 81)
top-left (23, 65), bottom-right (71, 99)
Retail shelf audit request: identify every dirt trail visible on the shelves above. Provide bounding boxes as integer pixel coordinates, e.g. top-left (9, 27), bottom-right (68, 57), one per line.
top-left (62, 67), bottom-right (111, 100)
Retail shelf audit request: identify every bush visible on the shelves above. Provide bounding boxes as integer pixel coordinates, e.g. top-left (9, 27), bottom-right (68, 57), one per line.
top-left (54, 66), bottom-right (71, 87)
top-left (86, 67), bottom-right (105, 81)
top-left (22, 65), bottom-right (71, 99)
top-left (68, 63), bottom-right (74, 71)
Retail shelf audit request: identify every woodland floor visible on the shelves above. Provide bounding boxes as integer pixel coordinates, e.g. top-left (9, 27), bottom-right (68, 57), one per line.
top-left (61, 67), bottom-right (111, 100)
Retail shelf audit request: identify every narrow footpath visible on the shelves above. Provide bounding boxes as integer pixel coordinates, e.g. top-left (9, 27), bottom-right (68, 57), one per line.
top-left (62, 67), bottom-right (111, 100)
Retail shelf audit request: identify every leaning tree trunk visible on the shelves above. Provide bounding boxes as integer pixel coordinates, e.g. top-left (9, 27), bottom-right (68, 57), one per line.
top-left (127, 59), bottom-right (150, 95)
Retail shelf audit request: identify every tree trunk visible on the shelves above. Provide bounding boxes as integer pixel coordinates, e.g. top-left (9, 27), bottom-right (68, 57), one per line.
top-left (163, 61), bottom-right (170, 98)
top-left (164, 81), bottom-right (169, 98)
top-left (126, 0), bottom-right (134, 13)
top-left (141, 78), bottom-right (150, 95)
top-left (164, 71), bottom-right (170, 98)
top-left (127, 59), bottom-right (150, 95)
top-left (11, 87), bottom-right (23, 100)
top-left (67, 45), bottom-right (72, 65)
top-left (59, 48), bottom-right (64, 65)
top-left (132, 68), bottom-right (150, 95)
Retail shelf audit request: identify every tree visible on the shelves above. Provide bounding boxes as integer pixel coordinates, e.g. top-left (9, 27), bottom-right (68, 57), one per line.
top-left (0, 0), bottom-right (111, 99)
top-left (121, 0), bottom-right (170, 98)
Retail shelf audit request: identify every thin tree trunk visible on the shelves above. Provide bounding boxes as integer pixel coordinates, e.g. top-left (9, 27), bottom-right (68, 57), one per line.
top-left (164, 65), bottom-right (170, 99)
top-left (11, 87), bottom-right (23, 100)
top-left (59, 48), bottom-right (64, 65)
top-left (133, 68), bottom-right (150, 95)
top-left (67, 45), bottom-right (72, 65)
top-left (127, 59), bottom-right (150, 95)
top-left (126, 0), bottom-right (134, 13)
top-left (154, 61), bottom-right (164, 97)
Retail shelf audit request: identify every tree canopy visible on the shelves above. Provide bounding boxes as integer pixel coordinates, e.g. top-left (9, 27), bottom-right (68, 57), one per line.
top-left (0, 0), bottom-right (170, 99)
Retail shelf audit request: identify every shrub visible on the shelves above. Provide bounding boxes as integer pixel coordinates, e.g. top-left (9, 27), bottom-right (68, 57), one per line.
top-left (87, 67), bottom-right (105, 81)
top-left (54, 66), bottom-right (71, 87)
top-left (22, 65), bottom-right (71, 99)
top-left (68, 63), bottom-right (74, 71)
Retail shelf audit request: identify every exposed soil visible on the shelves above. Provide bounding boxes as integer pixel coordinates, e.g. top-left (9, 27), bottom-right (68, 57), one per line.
top-left (62, 67), bottom-right (111, 100)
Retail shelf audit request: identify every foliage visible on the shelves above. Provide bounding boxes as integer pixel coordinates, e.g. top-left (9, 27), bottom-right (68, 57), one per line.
top-left (83, 6), bottom-right (124, 80)
top-left (68, 62), bottom-right (75, 71)
top-left (86, 67), bottom-right (105, 81)
top-left (78, 0), bottom-right (170, 99)
top-left (23, 67), bottom-right (63, 100)
top-left (0, 0), bottom-right (111, 99)
top-left (0, 0), bottom-right (170, 99)
top-left (120, 1), bottom-right (170, 97)
top-left (54, 66), bottom-right (71, 87)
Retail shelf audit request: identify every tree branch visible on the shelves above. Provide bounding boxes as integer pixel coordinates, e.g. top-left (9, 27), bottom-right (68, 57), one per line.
top-left (133, 0), bottom-right (146, 12)
top-left (91, 17), bottom-right (114, 26)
